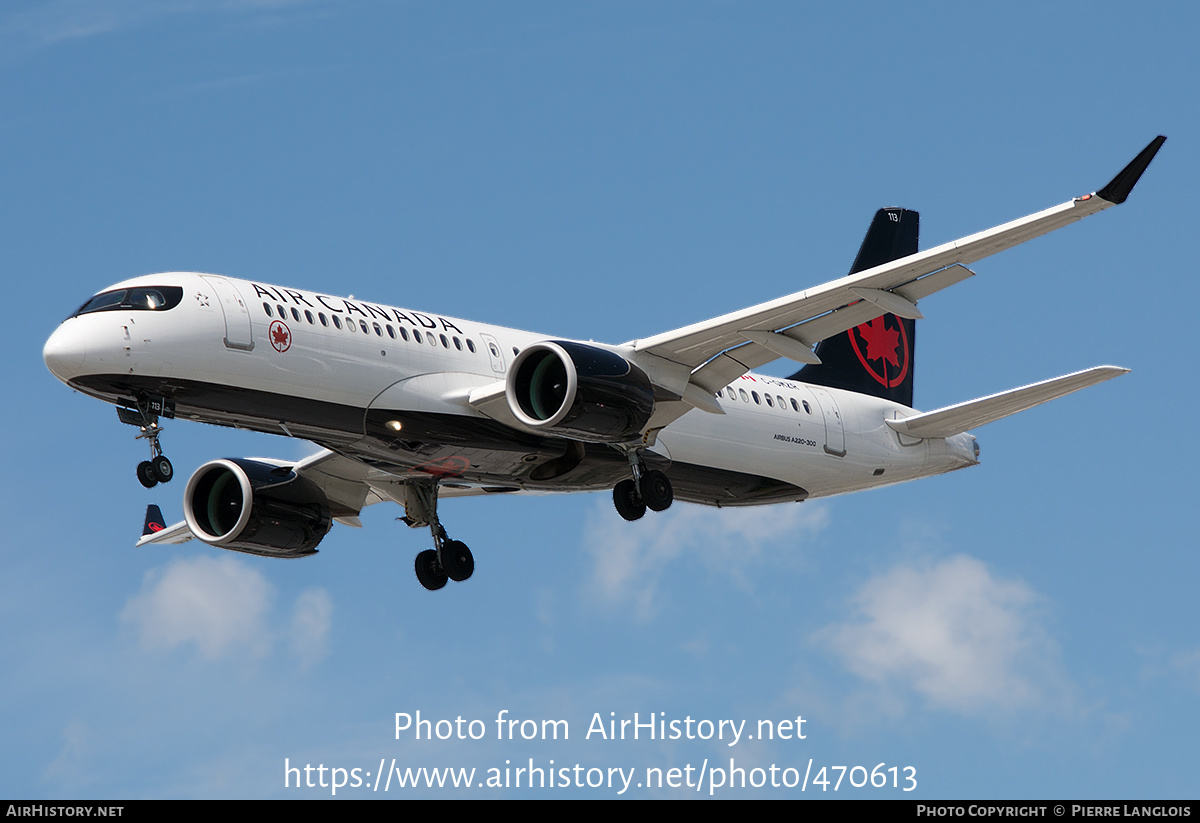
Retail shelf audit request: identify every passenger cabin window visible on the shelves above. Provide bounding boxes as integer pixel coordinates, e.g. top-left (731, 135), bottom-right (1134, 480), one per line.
top-left (73, 286), bottom-right (184, 317)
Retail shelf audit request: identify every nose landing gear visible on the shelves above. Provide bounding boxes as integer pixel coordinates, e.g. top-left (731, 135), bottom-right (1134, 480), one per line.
top-left (119, 398), bottom-right (175, 488)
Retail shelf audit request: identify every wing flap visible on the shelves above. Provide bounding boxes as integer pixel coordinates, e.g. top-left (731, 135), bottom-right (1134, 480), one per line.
top-left (894, 263), bottom-right (975, 303)
top-left (885, 366), bottom-right (1129, 439)
top-left (785, 299), bottom-right (890, 347)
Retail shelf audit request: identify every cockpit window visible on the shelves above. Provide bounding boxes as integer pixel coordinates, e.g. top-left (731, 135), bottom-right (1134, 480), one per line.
top-left (73, 286), bottom-right (184, 317)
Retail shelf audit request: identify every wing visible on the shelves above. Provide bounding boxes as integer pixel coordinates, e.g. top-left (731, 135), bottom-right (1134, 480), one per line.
top-left (135, 449), bottom-right (521, 547)
top-left (631, 136), bottom-right (1165, 423)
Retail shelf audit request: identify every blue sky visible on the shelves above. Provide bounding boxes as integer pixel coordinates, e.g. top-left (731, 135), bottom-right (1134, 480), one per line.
top-left (4, 0), bottom-right (1197, 799)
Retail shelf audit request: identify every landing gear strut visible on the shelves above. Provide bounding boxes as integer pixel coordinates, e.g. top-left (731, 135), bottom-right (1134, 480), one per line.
top-left (119, 398), bottom-right (174, 488)
top-left (402, 479), bottom-right (474, 591)
top-left (612, 451), bottom-right (673, 522)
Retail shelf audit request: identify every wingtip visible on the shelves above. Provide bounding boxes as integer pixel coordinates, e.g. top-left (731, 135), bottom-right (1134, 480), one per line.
top-left (1095, 135), bottom-right (1166, 205)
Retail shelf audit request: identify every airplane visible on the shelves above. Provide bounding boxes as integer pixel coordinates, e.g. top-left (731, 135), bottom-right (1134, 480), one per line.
top-left (44, 136), bottom-right (1165, 591)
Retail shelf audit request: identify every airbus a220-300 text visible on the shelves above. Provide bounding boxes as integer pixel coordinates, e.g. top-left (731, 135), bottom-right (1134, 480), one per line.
top-left (43, 137), bottom-right (1166, 590)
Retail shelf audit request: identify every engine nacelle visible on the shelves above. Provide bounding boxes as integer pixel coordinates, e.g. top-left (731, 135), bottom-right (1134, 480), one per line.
top-left (183, 458), bottom-right (331, 558)
top-left (505, 341), bottom-right (655, 443)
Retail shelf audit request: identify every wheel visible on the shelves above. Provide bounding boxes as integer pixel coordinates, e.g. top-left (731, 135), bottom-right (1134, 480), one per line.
top-left (414, 549), bottom-right (448, 591)
top-left (440, 540), bottom-right (474, 582)
top-left (640, 469), bottom-right (673, 512)
top-left (151, 455), bottom-right (174, 484)
top-left (137, 461), bottom-right (158, 488)
top-left (613, 479), bottom-right (646, 521)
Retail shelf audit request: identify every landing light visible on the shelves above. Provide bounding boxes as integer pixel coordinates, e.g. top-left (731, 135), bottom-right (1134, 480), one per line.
top-left (386, 420), bottom-right (403, 432)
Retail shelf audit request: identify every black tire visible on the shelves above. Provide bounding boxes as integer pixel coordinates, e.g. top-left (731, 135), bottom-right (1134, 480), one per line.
top-left (137, 461), bottom-right (158, 488)
top-left (414, 549), bottom-right (448, 591)
top-left (640, 470), bottom-right (673, 512)
top-left (613, 479), bottom-right (646, 521)
top-left (151, 455), bottom-right (174, 484)
top-left (440, 540), bottom-right (474, 582)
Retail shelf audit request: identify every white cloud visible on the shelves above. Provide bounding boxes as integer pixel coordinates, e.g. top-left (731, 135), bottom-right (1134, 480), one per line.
top-left (121, 555), bottom-right (273, 660)
top-left (121, 555), bottom-right (336, 666)
top-left (289, 587), bottom-right (332, 669)
top-left (816, 555), bottom-right (1063, 714)
top-left (583, 500), bottom-right (830, 620)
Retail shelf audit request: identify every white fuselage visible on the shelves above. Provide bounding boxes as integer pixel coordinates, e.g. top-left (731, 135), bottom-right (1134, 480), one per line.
top-left (44, 272), bottom-right (979, 506)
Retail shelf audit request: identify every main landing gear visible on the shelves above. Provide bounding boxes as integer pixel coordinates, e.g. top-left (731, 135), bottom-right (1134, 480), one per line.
top-left (403, 479), bottom-right (474, 591)
top-left (612, 453), bottom-right (673, 522)
top-left (118, 399), bottom-right (174, 488)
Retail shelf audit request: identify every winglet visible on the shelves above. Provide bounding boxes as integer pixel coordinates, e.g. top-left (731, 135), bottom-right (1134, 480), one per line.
top-left (142, 504), bottom-right (166, 536)
top-left (1096, 135), bottom-right (1166, 204)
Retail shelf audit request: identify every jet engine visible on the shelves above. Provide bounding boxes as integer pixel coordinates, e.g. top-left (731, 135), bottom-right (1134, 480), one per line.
top-left (183, 458), bottom-right (331, 558)
top-left (505, 341), bottom-right (655, 443)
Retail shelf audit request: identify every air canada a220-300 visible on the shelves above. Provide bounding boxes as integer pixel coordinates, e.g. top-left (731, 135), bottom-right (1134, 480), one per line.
top-left (44, 137), bottom-right (1165, 591)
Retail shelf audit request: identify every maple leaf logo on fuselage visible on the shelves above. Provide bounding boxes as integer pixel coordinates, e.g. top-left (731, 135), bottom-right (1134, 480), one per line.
top-left (269, 320), bottom-right (291, 352)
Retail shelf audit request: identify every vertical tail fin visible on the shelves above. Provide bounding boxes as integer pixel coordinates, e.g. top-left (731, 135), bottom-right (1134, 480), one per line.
top-left (789, 207), bottom-right (919, 407)
top-left (142, 504), bottom-right (166, 536)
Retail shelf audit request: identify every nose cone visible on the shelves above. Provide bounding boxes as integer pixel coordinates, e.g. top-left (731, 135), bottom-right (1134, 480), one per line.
top-left (44, 320), bottom-right (88, 382)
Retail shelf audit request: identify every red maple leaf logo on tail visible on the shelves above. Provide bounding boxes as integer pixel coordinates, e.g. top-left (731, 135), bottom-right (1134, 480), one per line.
top-left (848, 315), bottom-right (910, 389)
top-left (857, 317), bottom-right (900, 367)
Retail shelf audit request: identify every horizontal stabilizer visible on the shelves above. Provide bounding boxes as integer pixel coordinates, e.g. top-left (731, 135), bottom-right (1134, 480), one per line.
top-left (886, 366), bottom-right (1129, 439)
top-left (137, 514), bottom-right (194, 546)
